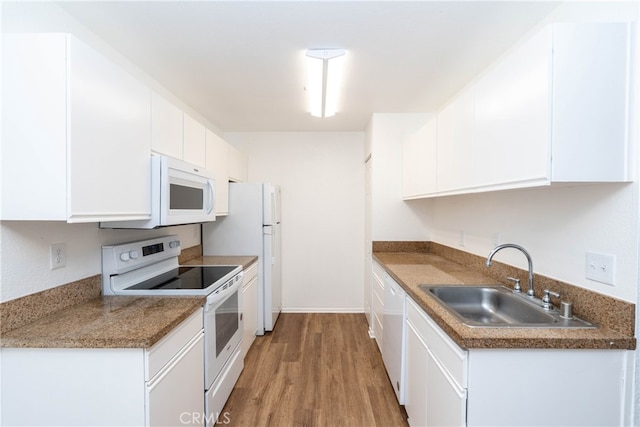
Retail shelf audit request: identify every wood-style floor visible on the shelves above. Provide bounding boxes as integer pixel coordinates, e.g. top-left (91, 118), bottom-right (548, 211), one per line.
top-left (222, 313), bottom-right (409, 427)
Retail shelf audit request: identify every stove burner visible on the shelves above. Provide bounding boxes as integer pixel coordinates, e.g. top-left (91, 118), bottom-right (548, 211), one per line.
top-left (125, 265), bottom-right (239, 292)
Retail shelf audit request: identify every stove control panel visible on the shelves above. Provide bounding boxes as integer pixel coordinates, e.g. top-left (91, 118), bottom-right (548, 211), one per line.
top-left (102, 235), bottom-right (181, 276)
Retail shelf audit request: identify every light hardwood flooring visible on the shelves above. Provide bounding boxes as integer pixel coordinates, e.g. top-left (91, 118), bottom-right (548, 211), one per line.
top-left (221, 313), bottom-right (409, 427)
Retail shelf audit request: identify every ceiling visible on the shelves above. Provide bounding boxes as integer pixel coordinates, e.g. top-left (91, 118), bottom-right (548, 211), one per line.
top-left (58, 1), bottom-right (562, 132)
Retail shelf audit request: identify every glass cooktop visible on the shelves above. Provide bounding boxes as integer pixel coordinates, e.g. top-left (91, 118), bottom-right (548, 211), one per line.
top-left (126, 265), bottom-right (240, 292)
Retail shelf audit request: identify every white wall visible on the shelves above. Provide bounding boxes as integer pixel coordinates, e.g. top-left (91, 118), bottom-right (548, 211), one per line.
top-left (369, 113), bottom-right (432, 241)
top-left (0, 222), bottom-right (200, 302)
top-left (224, 132), bottom-right (365, 312)
top-left (430, 184), bottom-right (638, 302)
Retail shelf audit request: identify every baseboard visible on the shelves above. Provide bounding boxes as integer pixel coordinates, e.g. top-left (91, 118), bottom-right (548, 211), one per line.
top-left (368, 328), bottom-right (375, 339)
top-left (282, 308), bottom-right (365, 314)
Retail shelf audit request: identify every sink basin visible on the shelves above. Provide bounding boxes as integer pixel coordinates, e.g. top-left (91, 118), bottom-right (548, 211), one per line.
top-left (420, 285), bottom-right (596, 328)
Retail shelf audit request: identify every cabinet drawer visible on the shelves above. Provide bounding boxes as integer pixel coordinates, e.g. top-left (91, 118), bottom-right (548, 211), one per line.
top-left (146, 308), bottom-right (203, 380)
top-left (407, 297), bottom-right (467, 388)
top-left (373, 260), bottom-right (386, 282)
top-left (373, 272), bottom-right (385, 301)
top-left (243, 262), bottom-right (258, 284)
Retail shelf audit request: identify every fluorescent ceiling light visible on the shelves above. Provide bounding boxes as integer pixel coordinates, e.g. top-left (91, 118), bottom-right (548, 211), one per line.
top-left (305, 49), bottom-right (346, 118)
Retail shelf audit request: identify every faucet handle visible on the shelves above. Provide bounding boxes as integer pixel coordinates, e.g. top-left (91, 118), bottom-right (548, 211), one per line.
top-left (542, 289), bottom-right (560, 310)
top-left (506, 277), bottom-right (522, 293)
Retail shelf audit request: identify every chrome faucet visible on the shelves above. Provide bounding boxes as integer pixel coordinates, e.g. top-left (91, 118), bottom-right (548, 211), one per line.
top-left (486, 243), bottom-right (535, 298)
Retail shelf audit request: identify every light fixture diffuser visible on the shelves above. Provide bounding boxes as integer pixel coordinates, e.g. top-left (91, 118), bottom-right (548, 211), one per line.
top-left (305, 49), bottom-right (346, 118)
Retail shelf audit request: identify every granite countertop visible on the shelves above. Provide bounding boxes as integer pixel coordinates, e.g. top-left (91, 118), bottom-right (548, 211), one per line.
top-left (374, 251), bottom-right (636, 350)
top-left (1, 254), bottom-right (257, 349)
top-left (1, 296), bottom-right (205, 349)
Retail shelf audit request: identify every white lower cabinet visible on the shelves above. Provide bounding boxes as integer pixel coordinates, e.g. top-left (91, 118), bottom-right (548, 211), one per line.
top-left (406, 297), bottom-right (467, 427)
top-left (1, 309), bottom-right (204, 427)
top-left (404, 296), bottom-right (630, 427)
top-left (241, 262), bottom-right (259, 359)
top-left (372, 260), bottom-right (386, 352)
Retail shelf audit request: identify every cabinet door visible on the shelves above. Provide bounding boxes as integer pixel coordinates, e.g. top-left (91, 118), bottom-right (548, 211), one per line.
top-left (426, 348), bottom-right (467, 427)
top-left (147, 333), bottom-right (204, 427)
top-left (206, 129), bottom-right (230, 215)
top-left (2, 34), bottom-right (68, 220)
top-left (551, 23), bottom-right (631, 182)
top-left (436, 90), bottom-right (474, 193)
top-left (405, 322), bottom-right (428, 427)
top-left (228, 144), bottom-right (249, 182)
top-left (403, 117), bottom-right (437, 198)
top-left (183, 113), bottom-right (206, 167)
top-left (67, 36), bottom-right (151, 222)
top-left (241, 273), bottom-right (258, 359)
top-left (151, 91), bottom-right (184, 159)
top-left (473, 26), bottom-right (551, 190)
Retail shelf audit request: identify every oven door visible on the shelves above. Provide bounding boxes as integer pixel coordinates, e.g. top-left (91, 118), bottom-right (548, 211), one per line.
top-left (204, 277), bottom-right (243, 389)
top-left (161, 156), bottom-right (216, 226)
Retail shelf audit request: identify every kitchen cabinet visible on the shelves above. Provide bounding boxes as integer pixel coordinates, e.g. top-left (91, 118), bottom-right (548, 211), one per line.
top-left (371, 260), bottom-right (386, 352)
top-left (241, 261), bottom-right (259, 359)
top-left (183, 113), bottom-right (207, 167)
top-left (151, 91), bottom-right (184, 160)
top-left (402, 117), bottom-right (437, 199)
top-left (206, 129), bottom-right (230, 216)
top-left (404, 295), bottom-right (629, 426)
top-left (436, 89), bottom-right (474, 193)
top-left (382, 274), bottom-right (406, 404)
top-left (2, 33), bottom-right (151, 222)
top-left (229, 144), bottom-right (249, 182)
top-left (405, 297), bottom-right (467, 427)
top-left (1, 309), bottom-right (205, 427)
top-left (403, 22), bottom-right (632, 199)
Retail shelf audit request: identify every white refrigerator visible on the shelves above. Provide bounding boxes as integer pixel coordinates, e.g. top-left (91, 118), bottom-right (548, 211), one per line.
top-left (202, 182), bottom-right (281, 335)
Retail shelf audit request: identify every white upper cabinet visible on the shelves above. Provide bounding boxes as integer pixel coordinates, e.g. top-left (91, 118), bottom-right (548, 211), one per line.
top-left (183, 113), bottom-right (206, 167)
top-left (473, 26), bottom-right (551, 190)
top-left (403, 22), bottom-right (632, 200)
top-left (403, 117), bottom-right (438, 198)
top-left (205, 129), bottom-right (230, 215)
top-left (151, 91), bottom-right (184, 160)
top-left (2, 33), bottom-right (151, 222)
top-left (228, 144), bottom-right (249, 182)
top-left (437, 89), bottom-right (475, 193)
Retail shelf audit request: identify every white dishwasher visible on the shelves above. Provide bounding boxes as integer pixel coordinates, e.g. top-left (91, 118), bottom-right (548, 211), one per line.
top-left (382, 272), bottom-right (406, 404)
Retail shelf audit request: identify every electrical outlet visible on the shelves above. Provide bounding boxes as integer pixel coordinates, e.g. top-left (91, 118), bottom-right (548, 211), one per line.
top-left (50, 243), bottom-right (67, 270)
top-left (585, 251), bottom-right (615, 286)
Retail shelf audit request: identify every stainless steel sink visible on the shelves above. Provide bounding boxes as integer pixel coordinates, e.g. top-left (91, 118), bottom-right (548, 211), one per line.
top-left (420, 285), bottom-right (596, 328)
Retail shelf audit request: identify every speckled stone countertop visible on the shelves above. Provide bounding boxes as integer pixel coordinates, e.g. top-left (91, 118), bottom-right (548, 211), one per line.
top-left (1, 296), bottom-right (204, 348)
top-left (374, 246), bottom-right (636, 350)
top-left (0, 249), bottom-right (255, 349)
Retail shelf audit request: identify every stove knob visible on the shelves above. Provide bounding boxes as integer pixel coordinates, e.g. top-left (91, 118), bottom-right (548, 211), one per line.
top-left (129, 250), bottom-right (139, 260)
top-left (120, 252), bottom-right (130, 262)
top-left (169, 240), bottom-right (180, 249)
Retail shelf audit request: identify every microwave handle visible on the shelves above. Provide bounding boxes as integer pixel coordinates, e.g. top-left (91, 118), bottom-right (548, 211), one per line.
top-left (207, 179), bottom-right (216, 214)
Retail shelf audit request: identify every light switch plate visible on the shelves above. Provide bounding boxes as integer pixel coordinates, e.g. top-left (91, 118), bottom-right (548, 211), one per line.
top-left (585, 251), bottom-right (615, 286)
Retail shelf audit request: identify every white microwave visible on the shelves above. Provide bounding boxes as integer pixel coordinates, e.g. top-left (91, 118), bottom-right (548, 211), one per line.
top-left (101, 155), bottom-right (216, 229)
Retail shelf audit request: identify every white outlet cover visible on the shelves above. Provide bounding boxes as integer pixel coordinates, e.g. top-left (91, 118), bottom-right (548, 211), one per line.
top-left (585, 251), bottom-right (615, 286)
top-left (50, 243), bottom-right (67, 270)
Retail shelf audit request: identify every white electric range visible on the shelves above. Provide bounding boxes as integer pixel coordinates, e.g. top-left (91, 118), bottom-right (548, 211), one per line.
top-left (102, 235), bottom-right (244, 426)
